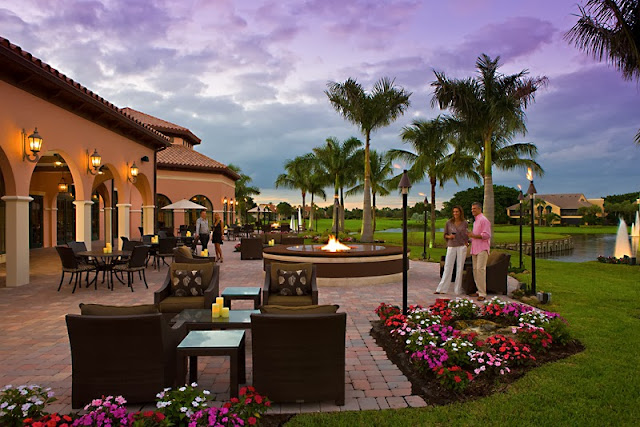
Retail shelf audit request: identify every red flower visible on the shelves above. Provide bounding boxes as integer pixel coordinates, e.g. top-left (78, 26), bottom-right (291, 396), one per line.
top-left (255, 395), bottom-right (263, 404)
top-left (248, 416), bottom-right (257, 425)
top-left (239, 386), bottom-right (248, 396)
top-left (466, 372), bottom-right (473, 380)
top-left (247, 386), bottom-right (256, 392)
top-left (223, 402), bottom-right (232, 409)
top-left (155, 413), bottom-right (165, 420)
top-left (454, 376), bottom-right (461, 383)
top-left (230, 397), bottom-right (239, 404)
top-left (143, 410), bottom-right (154, 417)
top-left (245, 398), bottom-right (253, 404)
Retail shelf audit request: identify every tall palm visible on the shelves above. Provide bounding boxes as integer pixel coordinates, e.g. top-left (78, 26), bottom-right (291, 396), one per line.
top-left (391, 117), bottom-right (481, 245)
top-left (326, 77), bottom-right (411, 242)
top-left (306, 167), bottom-right (327, 231)
top-left (346, 150), bottom-right (393, 232)
top-left (565, 0), bottom-right (640, 143)
top-left (228, 164), bottom-right (260, 224)
top-left (432, 54), bottom-right (547, 227)
top-left (313, 136), bottom-right (363, 233)
top-left (275, 155), bottom-right (313, 229)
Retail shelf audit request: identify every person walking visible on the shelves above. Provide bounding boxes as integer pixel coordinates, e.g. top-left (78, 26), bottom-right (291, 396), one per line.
top-left (434, 206), bottom-right (469, 295)
top-left (195, 210), bottom-right (210, 253)
top-left (212, 212), bottom-right (224, 262)
top-left (468, 202), bottom-right (492, 301)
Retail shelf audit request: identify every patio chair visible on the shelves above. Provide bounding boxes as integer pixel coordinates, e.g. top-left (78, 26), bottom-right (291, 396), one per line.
top-left (112, 245), bottom-right (150, 291)
top-left (281, 236), bottom-right (304, 246)
top-left (263, 262), bottom-right (318, 306)
top-left (251, 312), bottom-right (346, 405)
top-left (240, 237), bottom-right (263, 260)
top-left (154, 261), bottom-right (220, 315)
top-left (154, 237), bottom-right (177, 269)
top-left (55, 246), bottom-right (96, 293)
top-left (66, 312), bottom-right (185, 408)
top-left (462, 252), bottom-right (511, 295)
top-left (262, 232), bottom-right (282, 245)
top-left (172, 246), bottom-right (215, 264)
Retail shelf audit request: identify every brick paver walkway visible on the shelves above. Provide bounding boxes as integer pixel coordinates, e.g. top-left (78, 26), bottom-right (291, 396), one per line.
top-left (0, 241), bottom-right (517, 415)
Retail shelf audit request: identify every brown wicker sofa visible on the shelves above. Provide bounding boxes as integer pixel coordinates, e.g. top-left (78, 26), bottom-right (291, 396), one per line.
top-left (154, 261), bottom-right (220, 315)
top-left (251, 312), bottom-right (346, 405)
top-left (263, 262), bottom-right (318, 306)
top-left (66, 308), bottom-right (185, 408)
top-left (462, 252), bottom-right (511, 295)
top-left (240, 237), bottom-right (263, 260)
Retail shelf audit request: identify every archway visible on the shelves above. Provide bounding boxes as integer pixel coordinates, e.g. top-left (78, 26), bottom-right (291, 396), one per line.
top-left (157, 194), bottom-right (173, 231)
top-left (186, 195), bottom-right (213, 230)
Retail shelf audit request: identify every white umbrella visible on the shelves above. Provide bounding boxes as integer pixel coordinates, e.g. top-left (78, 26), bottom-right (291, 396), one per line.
top-left (290, 214), bottom-right (295, 231)
top-left (161, 199), bottom-right (207, 210)
top-left (298, 207), bottom-right (303, 231)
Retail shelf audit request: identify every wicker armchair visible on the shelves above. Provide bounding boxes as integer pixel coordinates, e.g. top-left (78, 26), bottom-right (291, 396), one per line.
top-left (154, 262), bottom-right (220, 315)
top-left (66, 312), bottom-right (185, 408)
top-left (240, 237), bottom-right (263, 260)
top-left (251, 312), bottom-right (346, 405)
top-left (263, 263), bottom-right (318, 306)
top-left (462, 252), bottom-right (511, 295)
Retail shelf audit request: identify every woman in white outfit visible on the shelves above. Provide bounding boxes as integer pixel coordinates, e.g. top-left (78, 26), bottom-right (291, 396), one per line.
top-left (435, 206), bottom-right (469, 295)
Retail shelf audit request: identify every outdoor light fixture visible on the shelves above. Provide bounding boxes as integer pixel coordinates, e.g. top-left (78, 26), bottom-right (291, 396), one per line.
top-left (86, 149), bottom-right (102, 175)
top-left (230, 198), bottom-right (234, 223)
top-left (518, 186), bottom-right (524, 270)
top-left (58, 177), bottom-right (68, 193)
top-left (22, 128), bottom-right (43, 163)
top-left (224, 197), bottom-right (228, 225)
top-left (127, 162), bottom-right (139, 183)
top-left (98, 165), bottom-right (106, 175)
top-left (526, 168), bottom-right (537, 295)
top-left (140, 155), bottom-right (150, 163)
top-left (399, 170), bottom-right (412, 315)
top-left (53, 153), bottom-right (63, 167)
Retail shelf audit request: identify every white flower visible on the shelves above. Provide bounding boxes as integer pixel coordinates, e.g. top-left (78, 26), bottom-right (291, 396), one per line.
top-left (195, 396), bottom-right (203, 402)
top-left (192, 401), bottom-right (200, 407)
top-left (156, 401), bottom-right (171, 408)
top-left (180, 407), bottom-right (188, 413)
top-left (7, 404), bottom-right (15, 410)
top-left (156, 392), bottom-right (165, 399)
top-left (179, 386), bottom-right (186, 392)
top-left (191, 382), bottom-right (198, 387)
top-left (203, 390), bottom-right (211, 395)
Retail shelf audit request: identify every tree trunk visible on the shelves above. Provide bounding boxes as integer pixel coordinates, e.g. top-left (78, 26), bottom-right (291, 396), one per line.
top-left (340, 187), bottom-right (345, 232)
top-left (332, 177), bottom-right (339, 233)
top-left (309, 193), bottom-right (315, 231)
top-left (430, 176), bottom-right (437, 247)
top-left (372, 192), bottom-right (377, 233)
top-left (483, 135), bottom-right (494, 244)
top-left (301, 191), bottom-right (306, 230)
top-left (361, 133), bottom-right (373, 242)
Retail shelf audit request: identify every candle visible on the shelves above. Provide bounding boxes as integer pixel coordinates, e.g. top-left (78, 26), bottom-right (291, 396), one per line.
top-left (106, 242), bottom-right (112, 249)
top-left (216, 297), bottom-right (224, 306)
top-left (186, 231), bottom-right (191, 237)
top-left (103, 247), bottom-right (108, 253)
top-left (200, 250), bottom-right (205, 257)
top-left (212, 304), bottom-right (221, 318)
top-left (204, 249), bottom-right (208, 256)
top-left (221, 307), bottom-right (230, 318)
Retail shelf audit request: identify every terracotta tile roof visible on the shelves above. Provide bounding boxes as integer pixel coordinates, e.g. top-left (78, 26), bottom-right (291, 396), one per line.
top-left (507, 193), bottom-right (593, 211)
top-left (121, 107), bottom-right (201, 145)
top-left (158, 145), bottom-right (240, 180)
top-left (0, 37), bottom-right (169, 148)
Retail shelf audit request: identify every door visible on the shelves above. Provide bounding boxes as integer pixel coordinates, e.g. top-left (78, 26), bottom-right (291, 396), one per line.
top-left (29, 195), bottom-right (44, 248)
top-left (57, 193), bottom-right (76, 245)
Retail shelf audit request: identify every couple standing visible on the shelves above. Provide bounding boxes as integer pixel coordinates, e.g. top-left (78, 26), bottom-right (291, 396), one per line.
top-left (435, 202), bottom-right (491, 301)
top-left (195, 210), bottom-right (224, 262)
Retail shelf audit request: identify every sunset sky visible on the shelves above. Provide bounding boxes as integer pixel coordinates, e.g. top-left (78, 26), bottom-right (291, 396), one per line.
top-left (1, 0), bottom-right (638, 208)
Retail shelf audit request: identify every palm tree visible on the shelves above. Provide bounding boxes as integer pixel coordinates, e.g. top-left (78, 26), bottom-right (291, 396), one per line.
top-left (275, 155), bottom-right (313, 229)
top-left (326, 77), bottom-right (411, 242)
top-left (347, 150), bottom-right (393, 232)
top-left (565, 0), bottom-right (640, 143)
top-left (432, 54), bottom-right (547, 226)
top-left (391, 117), bottom-right (481, 245)
top-left (313, 137), bottom-right (363, 233)
top-left (228, 164), bottom-right (260, 224)
top-left (306, 168), bottom-right (327, 231)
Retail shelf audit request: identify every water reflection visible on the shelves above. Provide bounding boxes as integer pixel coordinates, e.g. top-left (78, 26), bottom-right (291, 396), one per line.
top-left (379, 227), bottom-right (444, 233)
top-left (538, 234), bottom-right (620, 263)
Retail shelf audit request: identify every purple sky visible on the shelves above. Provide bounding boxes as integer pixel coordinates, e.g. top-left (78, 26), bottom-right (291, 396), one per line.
top-left (2, 0), bottom-right (639, 208)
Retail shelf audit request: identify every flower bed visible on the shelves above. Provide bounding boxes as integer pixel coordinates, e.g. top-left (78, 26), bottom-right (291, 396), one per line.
top-left (1, 383), bottom-right (275, 427)
top-left (371, 299), bottom-right (583, 405)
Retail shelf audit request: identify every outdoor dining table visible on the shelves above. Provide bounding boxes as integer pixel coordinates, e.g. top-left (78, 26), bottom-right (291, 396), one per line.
top-left (78, 250), bottom-right (131, 291)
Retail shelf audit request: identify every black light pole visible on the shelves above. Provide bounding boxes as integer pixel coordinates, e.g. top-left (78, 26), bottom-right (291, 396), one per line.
top-left (223, 197), bottom-right (228, 226)
top-left (399, 170), bottom-right (412, 315)
top-left (518, 189), bottom-right (524, 270)
top-left (526, 168), bottom-right (537, 295)
top-left (422, 196), bottom-right (428, 259)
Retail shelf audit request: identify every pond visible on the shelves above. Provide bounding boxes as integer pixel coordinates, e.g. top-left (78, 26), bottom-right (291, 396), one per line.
top-left (378, 227), bottom-right (444, 233)
top-left (537, 233), bottom-right (619, 263)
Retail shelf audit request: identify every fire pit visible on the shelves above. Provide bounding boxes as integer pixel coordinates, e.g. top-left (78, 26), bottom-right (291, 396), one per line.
top-left (263, 237), bottom-right (407, 286)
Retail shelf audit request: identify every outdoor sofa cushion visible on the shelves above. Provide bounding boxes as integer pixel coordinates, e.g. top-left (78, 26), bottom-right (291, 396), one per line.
top-left (275, 268), bottom-right (311, 296)
top-left (265, 295), bottom-right (314, 306)
top-left (158, 296), bottom-right (206, 313)
top-left (79, 303), bottom-right (159, 316)
top-left (170, 262), bottom-right (214, 289)
top-left (171, 269), bottom-right (204, 296)
top-left (269, 262), bottom-right (312, 285)
top-left (260, 304), bottom-right (339, 314)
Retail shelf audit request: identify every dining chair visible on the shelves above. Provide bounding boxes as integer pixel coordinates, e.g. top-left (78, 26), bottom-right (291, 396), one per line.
top-left (112, 245), bottom-right (150, 291)
top-left (55, 246), bottom-right (97, 293)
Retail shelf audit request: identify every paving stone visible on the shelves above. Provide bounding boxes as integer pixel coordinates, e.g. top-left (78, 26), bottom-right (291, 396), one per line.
top-left (386, 396), bottom-right (409, 409)
top-left (364, 389), bottom-right (393, 398)
top-left (405, 395), bottom-right (428, 407)
top-left (356, 397), bottom-right (380, 411)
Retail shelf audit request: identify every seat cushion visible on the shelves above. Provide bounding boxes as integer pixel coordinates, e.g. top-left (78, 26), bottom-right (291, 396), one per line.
top-left (275, 268), bottom-right (311, 296)
top-left (171, 269), bottom-right (204, 296)
top-left (79, 303), bottom-right (159, 316)
top-left (175, 246), bottom-right (193, 259)
top-left (170, 262), bottom-right (214, 288)
top-left (260, 304), bottom-right (338, 314)
top-left (266, 295), bottom-right (314, 306)
top-left (269, 262), bottom-right (312, 285)
top-left (158, 296), bottom-right (206, 313)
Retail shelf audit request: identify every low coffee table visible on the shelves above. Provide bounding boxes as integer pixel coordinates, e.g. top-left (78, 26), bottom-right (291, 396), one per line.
top-left (221, 287), bottom-right (262, 309)
top-left (172, 309), bottom-right (259, 331)
top-left (177, 330), bottom-right (246, 397)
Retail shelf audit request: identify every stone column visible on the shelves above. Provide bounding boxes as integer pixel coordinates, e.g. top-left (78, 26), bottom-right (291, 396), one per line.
top-left (142, 205), bottom-right (155, 235)
top-left (1, 196), bottom-right (32, 286)
top-left (116, 203), bottom-right (131, 250)
top-left (104, 207), bottom-right (113, 247)
top-left (73, 200), bottom-right (94, 250)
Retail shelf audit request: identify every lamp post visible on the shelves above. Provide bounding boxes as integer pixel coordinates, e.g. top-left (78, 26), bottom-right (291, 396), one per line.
top-left (526, 168), bottom-right (537, 295)
top-left (422, 196), bottom-right (428, 259)
top-left (518, 187), bottom-right (524, 270)
top-left (223, 197), bottom-right (228, 226)
top-left (399, 170), bottom-right (412, 315)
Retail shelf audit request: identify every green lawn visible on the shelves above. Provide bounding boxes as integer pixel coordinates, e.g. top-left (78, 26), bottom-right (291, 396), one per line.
top-left (287, 258), bottom-right (640, 426)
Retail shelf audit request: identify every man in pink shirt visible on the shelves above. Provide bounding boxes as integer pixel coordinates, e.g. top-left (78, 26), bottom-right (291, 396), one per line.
top-left (468, 202), bottom-right (492, 301)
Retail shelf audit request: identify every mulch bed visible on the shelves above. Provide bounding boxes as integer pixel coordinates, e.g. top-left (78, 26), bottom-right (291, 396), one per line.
top-left (260, 414), bottom-right (295, 426)
top-left (370, 320), bottom-right (584, 406)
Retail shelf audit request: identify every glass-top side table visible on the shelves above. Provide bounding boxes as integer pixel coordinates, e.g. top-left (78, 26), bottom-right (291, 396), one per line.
top-left (221, 287), bottom-right (262, 309)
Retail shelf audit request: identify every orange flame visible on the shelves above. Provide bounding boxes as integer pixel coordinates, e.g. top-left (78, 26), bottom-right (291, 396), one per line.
top-left (526, 168), bottom-right (533, 181)
top-left (517, 184), bottom-right (522, 190)
top-left (321, 235), bottom-right (352, 252)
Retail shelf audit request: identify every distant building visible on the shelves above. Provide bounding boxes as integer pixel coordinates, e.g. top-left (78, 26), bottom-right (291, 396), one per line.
top-left (506, 193), bottom-right (604, 225)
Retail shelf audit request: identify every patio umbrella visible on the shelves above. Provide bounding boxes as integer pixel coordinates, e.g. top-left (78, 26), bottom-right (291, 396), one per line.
top-left (298, 207), bottom-right (303, 231)
top-left (160, 199), bottom-right (207, 210)
top-left (290, 214), bottom-right (295, 232)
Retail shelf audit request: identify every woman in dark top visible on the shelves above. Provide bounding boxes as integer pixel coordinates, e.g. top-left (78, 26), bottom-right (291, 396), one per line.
top-left (435, 205), bottom-right (469, 295)
top-left (212, 212), bottom-right (224, 262)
